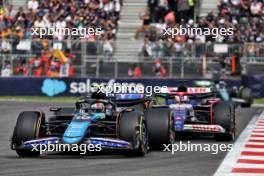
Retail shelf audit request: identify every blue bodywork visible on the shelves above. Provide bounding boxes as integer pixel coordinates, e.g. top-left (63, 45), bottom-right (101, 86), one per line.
top-left (16, 106), bottom-right (135, 151)
top-left (21, 137), bottom-right (131, 150)
top-left (87, 138), bottom-right (131, 149)
top-left (23, 137), bottom-right (59, 148)
top-left (108, 93), bottom-right (144, 100)
top-left (218, 87), bottom-right (230, 101)
top-left (62, 112), bottom-right (105, 144)
top-left (170, 108), bottom-right (187, 131)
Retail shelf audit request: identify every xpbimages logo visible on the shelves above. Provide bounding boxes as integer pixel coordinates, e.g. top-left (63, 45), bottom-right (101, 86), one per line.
top-left (163, 26), bottom-right (234, 39)
top-left (163, 141), bottom-right (233, 155)
top-left (31, 27), bottom-right (103, 38)
top-left (69, 79), bottom-right (167, 96)
top-left (31, 143), bottom-right (102, 155)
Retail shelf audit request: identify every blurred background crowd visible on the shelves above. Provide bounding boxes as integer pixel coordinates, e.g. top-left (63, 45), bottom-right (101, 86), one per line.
top-left (1, 0), bottom-right (121, 41)
top-left (138, 0), bottom-right (264, 58)
top-left (0, 0), bottom-right (121, 77)
top-left (0, 0), bottom-right (263, 78)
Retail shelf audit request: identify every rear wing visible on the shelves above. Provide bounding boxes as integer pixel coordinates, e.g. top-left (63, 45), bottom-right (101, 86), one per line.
top-left (78, 93), bottom-right (151, 108)
top-left (157, 87), bottom-right (215, 99)
top-left (160, 87), bottom-right (212, 94)
top-left (107, 93), bottom-right (152, 107)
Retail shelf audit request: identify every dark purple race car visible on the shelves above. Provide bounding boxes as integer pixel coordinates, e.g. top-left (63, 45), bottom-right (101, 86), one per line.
top-left (154, 85), bottom-right (236, 141)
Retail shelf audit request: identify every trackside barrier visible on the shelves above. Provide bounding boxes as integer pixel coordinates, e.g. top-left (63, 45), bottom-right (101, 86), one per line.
top-left (0, 77), bottom-right (243, 97)
top-left (242, 75), bottom-right (264, 97)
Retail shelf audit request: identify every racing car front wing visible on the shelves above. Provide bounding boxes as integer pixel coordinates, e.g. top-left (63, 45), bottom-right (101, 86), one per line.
top-left (182, 124), bottom-right (225, 133)
top-left (12, 137), bottom-right (132, 150)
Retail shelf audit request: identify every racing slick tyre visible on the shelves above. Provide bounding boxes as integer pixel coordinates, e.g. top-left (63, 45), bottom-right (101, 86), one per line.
top-left (119, 111), bottom-right (148, 157)
top-left (145, 107), bottom-right (175, 149)
top-left (240, 88), bottom-right (253, 108)
top-left (214, 102), bottom-right (235, 141)
top-left (12, 111), bottom-right (45, 157)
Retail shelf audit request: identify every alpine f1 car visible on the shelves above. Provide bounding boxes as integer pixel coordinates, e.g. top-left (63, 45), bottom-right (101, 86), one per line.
top-left (155, 86), bottom-right (236, 141)
top-left (10, 93), bottom-right (174, 157)
top-left (194, 80), bottom-right (253, 107)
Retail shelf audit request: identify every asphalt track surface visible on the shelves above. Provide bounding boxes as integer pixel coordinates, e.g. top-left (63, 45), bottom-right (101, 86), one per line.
top-left (0, 101), bottom-right (259, 176)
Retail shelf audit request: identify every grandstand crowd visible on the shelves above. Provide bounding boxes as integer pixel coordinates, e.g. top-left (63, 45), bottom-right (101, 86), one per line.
top-left (1, 0), bottom-right (121, 40)
top-left (138, 0), bottom-right (264, 58)
top-left (0, 0), bottom-right (121, 77)
top-left (0, 0), bottom-right (264, 77)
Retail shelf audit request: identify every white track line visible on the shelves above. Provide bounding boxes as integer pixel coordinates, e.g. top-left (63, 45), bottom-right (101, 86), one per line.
top-left (239, 155), bottom-right (264, 160)
top-left (232, 163), bottom-right (264, 168)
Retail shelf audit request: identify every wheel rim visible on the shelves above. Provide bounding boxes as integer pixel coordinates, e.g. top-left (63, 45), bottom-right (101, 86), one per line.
top-left (169, 112), bottom-right (175, 144)
top-left (140, 123), bottom-right (147, 152)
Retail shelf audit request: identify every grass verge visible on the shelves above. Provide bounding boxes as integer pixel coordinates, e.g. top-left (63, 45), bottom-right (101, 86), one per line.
top-left (254, 98), bottom-right (264, 104)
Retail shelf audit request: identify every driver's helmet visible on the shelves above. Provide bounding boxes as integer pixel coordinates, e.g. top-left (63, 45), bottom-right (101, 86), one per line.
top-left (219, 81), bottom-right (226, 89)
top-left (174, 95), bottom-right (181, 103)
top-left (90, 83), bottom-right (100, 93)
top-left (182, 95), bottom-right (189, 103)
top-left (174, 95), bottom-right (189, 103)
top-left (91, 102), bottom-right (105, 113)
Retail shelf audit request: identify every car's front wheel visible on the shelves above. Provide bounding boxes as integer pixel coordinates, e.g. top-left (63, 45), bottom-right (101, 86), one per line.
top-left (119, 111), bottom-right (148, 157)
top-left (146, 107), bottom-right (175, 149)
top-left (12, 111), bottom-right (45, 157)
top-left (214, 102), bottom-right (235, 141)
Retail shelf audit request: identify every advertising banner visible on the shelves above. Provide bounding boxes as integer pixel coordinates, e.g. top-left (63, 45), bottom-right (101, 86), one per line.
top-left (0, 77), bottom-right (242, 97)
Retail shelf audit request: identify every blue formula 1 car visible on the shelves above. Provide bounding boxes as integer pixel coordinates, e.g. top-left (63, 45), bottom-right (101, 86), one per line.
top-left (155, 86), bottom-right (236, 141)
top-left (10, 93), bottom-right (174, 157)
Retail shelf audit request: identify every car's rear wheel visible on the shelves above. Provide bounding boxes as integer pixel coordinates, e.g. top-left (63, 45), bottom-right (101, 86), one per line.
top-left (146, 107), bottom-right (175, 149)
top-left (214, 102), bottom-right (235, 141)
top-left (119, 111), bottom-right (147, 157)
top-left (12, 111), bottom-right (45, 157)
top-left (240, 88), bottom-right (253, 108)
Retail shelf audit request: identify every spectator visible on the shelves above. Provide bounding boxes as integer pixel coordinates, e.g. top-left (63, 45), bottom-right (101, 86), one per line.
top-left (176, 0), bottom-right (190, 23)
top-left (134, 9), bottom-right (151, 39)
top-left (114, 0), bottom-right (121, 20)
top-left (128, 64), bottom-right (134, 77)
top-left (29, 56), bottom-right (43, 77)
top-left (46, 57), bottom-right (61, 77)
top-left (34, 16), bottom-right (45, 29)
top-left (168, 0), bottom-right (176, 11)
top-left (250, 0), bottom-right (262, 16)
top-left (133, 64), bottom-right (142, 78)
top-left (139, 35), bottom-right (153, 57)
top-left (161, 38), bottom-right (173, 56)
top-left (1, 39), bottom-right (11, 53)
top-left (1, 60), bottom-right (12, 77)
top-left (148, 0), bottom-right (159, 22)
top-left (127, 64), bottom-right (142, 78)
top-left (153, 58), bottom-right (166, 77)
top-left (64, 49), bottom-right (76, 77)
top-left (4, 5), bottom-right (14, 18)
top-left (13, 59), bottom-right (28, 76)
top-left (28, 0), bottom-right (39, 12)
top-left (188, 0), bottom-right (195, 19)
top-left (102, 36), bottom-right (114, 59)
